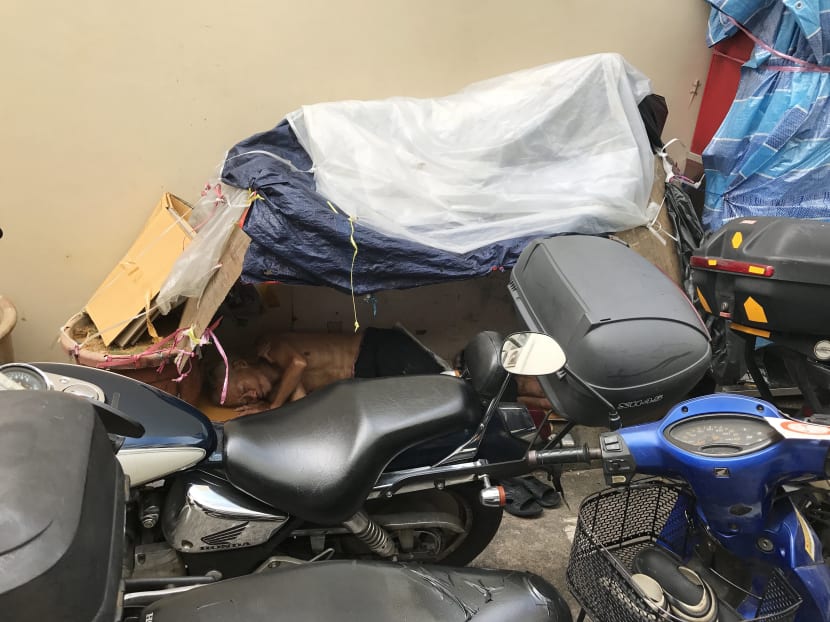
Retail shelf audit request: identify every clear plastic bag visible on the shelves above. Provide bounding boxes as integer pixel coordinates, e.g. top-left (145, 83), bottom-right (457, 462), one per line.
top-left (288, 53), bottom-right (655, 254)
top-left (156, 179), bottom-right (250, 315)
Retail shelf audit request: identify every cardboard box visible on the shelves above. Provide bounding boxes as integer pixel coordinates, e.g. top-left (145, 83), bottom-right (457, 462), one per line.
top-left (67, 193), bottom-right (251, 403)
top-left (85, 194), bottom-right (195, 346)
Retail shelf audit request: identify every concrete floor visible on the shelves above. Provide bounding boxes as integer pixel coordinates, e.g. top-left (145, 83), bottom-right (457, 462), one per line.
top-left (472, 466), bottom-right (608, 621)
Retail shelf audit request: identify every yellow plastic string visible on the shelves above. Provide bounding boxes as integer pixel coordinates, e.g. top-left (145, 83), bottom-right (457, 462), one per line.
top-left (328, 202), bottom-right (360, 332)
top-left (184, 325), bottom-right (201, 347)
top-left (247, 190), bottom-right (263, 206)
top-left (144, 292), bottom-right (161, 343)
top-left (348, 215), bottom-right (359, 332)
top-left (172, 325), bottom-right (202, 372)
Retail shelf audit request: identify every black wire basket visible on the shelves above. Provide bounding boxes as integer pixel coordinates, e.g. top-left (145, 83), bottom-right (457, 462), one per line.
top-left (566, 481), bottom-right (802, 622)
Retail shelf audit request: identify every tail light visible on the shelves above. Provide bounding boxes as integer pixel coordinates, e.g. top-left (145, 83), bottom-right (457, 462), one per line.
top-left (690, 256), bottom-right (775, 277)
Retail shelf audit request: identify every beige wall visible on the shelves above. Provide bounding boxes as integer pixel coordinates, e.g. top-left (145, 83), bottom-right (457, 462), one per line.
top-left (0, 0), bottom-right (711, 361)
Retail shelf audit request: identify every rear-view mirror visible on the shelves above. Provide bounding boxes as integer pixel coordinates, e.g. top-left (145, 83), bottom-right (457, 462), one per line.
top-left (500, 332), bottom-right (566, 376)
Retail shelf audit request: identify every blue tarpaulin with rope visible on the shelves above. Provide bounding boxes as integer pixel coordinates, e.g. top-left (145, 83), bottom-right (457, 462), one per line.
top-left (221, 121), bottom-right (535, 294)
top-left (702, 0), bottom-right (830, 231)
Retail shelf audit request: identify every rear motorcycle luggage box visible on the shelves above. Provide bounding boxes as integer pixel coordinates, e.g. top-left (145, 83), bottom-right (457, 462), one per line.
top-left (0, 391), bottom-right (124, 622)
top-left (509, 235), bottom-right (710, 425)
top-left (692, 217), bottom-right (830, 337)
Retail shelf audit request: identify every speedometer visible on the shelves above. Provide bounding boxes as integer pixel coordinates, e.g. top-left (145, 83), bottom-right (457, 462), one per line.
top-left (0, 364), bottom-right (51, 391)
top-left (666, 415), bottom-right (780, 456)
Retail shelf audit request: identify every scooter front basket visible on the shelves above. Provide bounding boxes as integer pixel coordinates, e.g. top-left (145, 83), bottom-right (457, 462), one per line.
top-left (566, 481), bottom-right (801, 622)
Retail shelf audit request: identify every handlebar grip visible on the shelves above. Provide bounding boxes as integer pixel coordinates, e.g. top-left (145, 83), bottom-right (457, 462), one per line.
top-left (528, 445), bottom-right (600, 467)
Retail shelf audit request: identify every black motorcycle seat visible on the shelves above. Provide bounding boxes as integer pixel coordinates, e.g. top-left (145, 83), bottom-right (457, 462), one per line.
top-left (223, 375), bottom-right (480, 524)
top-left (142, 560), bottom-right (572, 622)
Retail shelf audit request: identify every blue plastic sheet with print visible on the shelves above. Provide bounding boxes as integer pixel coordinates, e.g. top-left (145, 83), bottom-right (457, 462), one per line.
top-left (703, 0), bottom-right (830, 231)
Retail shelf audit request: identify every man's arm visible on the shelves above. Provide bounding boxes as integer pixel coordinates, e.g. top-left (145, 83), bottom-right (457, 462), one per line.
top-left (516, 375), bottom-right (554, 412)
top-left (259, 338), bottom-right (308, 409)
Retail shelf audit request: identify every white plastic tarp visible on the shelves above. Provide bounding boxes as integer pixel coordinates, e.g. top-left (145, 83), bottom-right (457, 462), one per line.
top-left (156, 180), bottom-right (250, 314)
top-left (288, 53), bottom-right (655, 254)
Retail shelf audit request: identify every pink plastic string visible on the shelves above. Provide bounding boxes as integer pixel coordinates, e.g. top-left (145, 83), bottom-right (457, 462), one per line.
top-left (205, 325), bottom-right (230, 405)
top-left (73, 318), bottom-right (227, 402)
top-left (194, 183), bottom-right (226, 233)
top-left (725, 15), bottom-right (830, 73)
top-left (711, 48), bottom-right (752, 66)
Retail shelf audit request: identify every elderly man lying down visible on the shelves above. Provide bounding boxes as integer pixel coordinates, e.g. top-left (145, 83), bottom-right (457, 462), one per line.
top-left (210, 327), bottom-right (447, 415)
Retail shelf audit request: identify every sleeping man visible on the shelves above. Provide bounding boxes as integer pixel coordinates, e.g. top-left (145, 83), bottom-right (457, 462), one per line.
top-left (210, 327), bottom-right (447, 415)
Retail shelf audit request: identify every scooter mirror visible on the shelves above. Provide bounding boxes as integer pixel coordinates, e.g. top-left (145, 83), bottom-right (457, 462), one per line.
top-left (500, 332), bottom-right (566, 376)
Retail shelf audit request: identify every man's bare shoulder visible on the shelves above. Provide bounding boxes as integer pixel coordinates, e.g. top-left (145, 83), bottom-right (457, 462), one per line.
top-left (255, 331), bottom-right (362, 366)
top-left (258, 331), bottom-right (362, 350)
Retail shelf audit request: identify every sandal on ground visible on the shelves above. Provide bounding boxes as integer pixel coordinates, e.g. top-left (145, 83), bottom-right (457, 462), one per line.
top-left (518, 475), bottom-right (562, 508)
top-left (501, 478), bottom-right (544, 518)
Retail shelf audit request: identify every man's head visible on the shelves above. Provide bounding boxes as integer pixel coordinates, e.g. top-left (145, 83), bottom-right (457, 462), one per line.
top-left (209, 358), bottom-right (279, 407)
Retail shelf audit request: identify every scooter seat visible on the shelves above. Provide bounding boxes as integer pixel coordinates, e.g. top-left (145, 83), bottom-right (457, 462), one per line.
top-left (223, 375), bottom-right (480, 524)
top-left (141, 560), bottom-right (572, 622)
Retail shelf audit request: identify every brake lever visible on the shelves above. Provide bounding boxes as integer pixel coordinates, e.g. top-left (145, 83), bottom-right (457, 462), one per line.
top-left (546, 468), bottom-right (570, 511)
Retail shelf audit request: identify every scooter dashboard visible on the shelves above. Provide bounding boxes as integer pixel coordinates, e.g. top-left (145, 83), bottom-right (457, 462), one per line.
top-left (664, 414), bottom-right (780, 457)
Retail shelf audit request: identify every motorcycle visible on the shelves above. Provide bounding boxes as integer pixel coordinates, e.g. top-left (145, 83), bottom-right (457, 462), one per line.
top-left (563, 390), bottom-right (830, 622)
top-left (503, 231), bottom-right (830, 621)
top-left (691, 216), bottom-right (830, 420)
top-left (0, 352), bottom-right (526, 576)
top-left (0, 386), bottom-right (575, 622)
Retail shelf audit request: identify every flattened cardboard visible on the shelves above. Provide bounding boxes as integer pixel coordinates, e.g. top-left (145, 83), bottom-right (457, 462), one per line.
top-left (113, 307), bottom-right (160, 348)
top-left (176, 225), bottom-right (251, 370)
top-left (85, 194), bottom-right (194, 346)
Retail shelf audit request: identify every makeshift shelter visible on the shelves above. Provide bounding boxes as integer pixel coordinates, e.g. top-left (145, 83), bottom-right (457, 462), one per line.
top-left (221, 53), bottom-right (657, 293)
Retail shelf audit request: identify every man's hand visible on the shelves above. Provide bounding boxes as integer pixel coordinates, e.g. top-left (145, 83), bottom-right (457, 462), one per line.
top-left (234, 400), bottom-right (271, 416)
top-left (256, 338), bottom-right (309, 409)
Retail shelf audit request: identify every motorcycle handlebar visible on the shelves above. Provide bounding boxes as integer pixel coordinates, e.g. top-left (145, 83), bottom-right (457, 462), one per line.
top-left (527, 445), bottom-right (601, 467)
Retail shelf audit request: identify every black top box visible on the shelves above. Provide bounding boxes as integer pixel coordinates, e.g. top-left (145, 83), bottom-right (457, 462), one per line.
top-left (692, 217), bottom-right (830, 337)
top-left (509, 235), bottom-right (710, 426)
top-left (0, 391), bottom-right (124, 622)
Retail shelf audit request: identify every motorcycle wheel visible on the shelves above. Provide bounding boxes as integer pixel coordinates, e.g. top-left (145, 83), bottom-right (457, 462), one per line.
top-left (366, 482), bottom-right (503, 566)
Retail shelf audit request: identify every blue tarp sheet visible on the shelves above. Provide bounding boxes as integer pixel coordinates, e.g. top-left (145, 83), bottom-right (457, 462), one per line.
top-left (222, 122), bottom-right (534, 294)
top-left (702, 0), bottom-right (830, 231)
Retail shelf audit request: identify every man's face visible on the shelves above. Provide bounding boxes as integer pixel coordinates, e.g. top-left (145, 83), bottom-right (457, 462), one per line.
top-left (218, 364), bottom-right (274, 406)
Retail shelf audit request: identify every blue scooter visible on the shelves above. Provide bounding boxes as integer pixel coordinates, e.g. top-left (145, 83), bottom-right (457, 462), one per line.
top-left (551, 390), bottom-right (830, 622)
